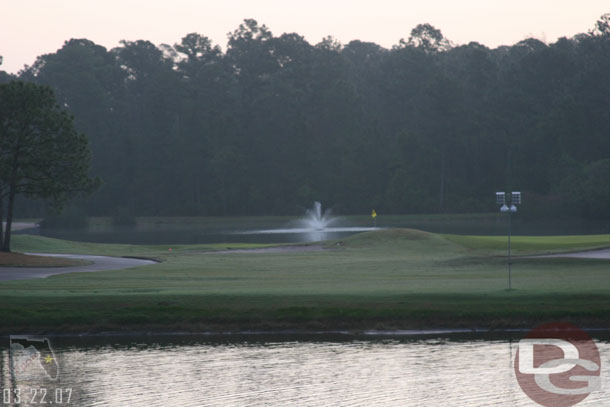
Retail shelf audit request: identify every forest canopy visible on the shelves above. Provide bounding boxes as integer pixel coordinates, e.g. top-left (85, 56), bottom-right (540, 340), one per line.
top-left (2, 16), bottom-right (609, 219)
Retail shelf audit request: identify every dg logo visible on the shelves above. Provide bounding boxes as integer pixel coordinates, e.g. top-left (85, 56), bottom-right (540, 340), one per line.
top-left (515, 323), bottom-right (602, 407)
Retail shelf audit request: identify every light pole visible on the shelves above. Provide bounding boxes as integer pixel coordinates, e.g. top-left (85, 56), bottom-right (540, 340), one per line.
top-left (496, 191), bottom-right (521, 289)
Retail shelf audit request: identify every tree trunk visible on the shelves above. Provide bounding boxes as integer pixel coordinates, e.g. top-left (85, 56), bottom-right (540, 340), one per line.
top-left (439, 147), bottom-right (446, 213)
top-left (220, 178), bottom-right (228, 216)
top-left (506, 146), bottom-right (513, 192)
top-left (2, 184), bottom-right (16, 252)
top-left (0, 188), bottom-right (4, 249)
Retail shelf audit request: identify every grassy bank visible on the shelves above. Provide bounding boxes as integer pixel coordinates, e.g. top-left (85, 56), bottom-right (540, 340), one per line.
top-left (1, 230), bottom-right (609, 333)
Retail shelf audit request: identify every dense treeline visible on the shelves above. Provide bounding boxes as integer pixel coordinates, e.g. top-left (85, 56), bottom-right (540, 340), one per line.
top-left (2, 16), bottom-right (609, 218)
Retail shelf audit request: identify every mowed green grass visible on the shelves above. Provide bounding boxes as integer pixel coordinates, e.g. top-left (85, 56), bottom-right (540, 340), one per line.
top-left (1, 229), bottom-right (609, 333)
top-left (445, 233), bottom-right (610, 254)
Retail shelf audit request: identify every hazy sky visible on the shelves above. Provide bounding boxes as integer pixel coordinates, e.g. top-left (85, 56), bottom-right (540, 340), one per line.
top-left (1, 0), bottom-right (608, 73)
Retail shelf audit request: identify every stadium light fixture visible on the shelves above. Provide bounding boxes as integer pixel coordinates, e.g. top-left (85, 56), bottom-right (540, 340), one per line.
top-left (496, 191), bottom-right (522, 289)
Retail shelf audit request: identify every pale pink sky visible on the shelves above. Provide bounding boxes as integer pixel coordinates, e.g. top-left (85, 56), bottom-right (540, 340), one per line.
top-left (1, 0), bottom-right (608, 74)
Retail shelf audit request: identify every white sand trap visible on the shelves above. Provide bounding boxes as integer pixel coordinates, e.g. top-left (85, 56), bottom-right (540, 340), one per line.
top-left (532, 248), bottom-right (610, 259)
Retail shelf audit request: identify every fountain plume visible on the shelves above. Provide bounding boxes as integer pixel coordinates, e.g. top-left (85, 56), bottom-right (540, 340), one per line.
top-left (303, 201), bottom-right (334, 230)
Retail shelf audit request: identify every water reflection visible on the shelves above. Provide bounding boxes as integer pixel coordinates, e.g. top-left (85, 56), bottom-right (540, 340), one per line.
top-left (1, 336), bottom-right (608, 406)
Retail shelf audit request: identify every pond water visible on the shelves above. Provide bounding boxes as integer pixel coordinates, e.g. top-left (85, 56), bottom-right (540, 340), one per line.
top-left (29, 215), bottom-right (610, 245)
top-left (1, 333), bottom-right (609, 406)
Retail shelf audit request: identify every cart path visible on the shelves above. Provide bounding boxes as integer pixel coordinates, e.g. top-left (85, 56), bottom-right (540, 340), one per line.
top-left (0, 254), bottom-right (157, 281)
top-left (206, 245), bottom-right (327, 254)
top-left (2, 222), bottom-right (38, 231)
top-left (529, 248), bottom-right (610, 259)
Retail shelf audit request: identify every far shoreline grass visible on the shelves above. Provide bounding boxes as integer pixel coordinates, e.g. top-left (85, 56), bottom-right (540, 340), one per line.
top-left (1, 229), bottom-right (609, 334)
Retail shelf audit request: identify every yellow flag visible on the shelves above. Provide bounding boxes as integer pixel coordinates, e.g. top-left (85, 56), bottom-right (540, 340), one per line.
top-left (371, 209), bottom-right (377, 218)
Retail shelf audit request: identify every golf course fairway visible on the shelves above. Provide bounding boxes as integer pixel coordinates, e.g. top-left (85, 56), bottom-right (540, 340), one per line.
top-left (1, 229), bottom-right (609, 334)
